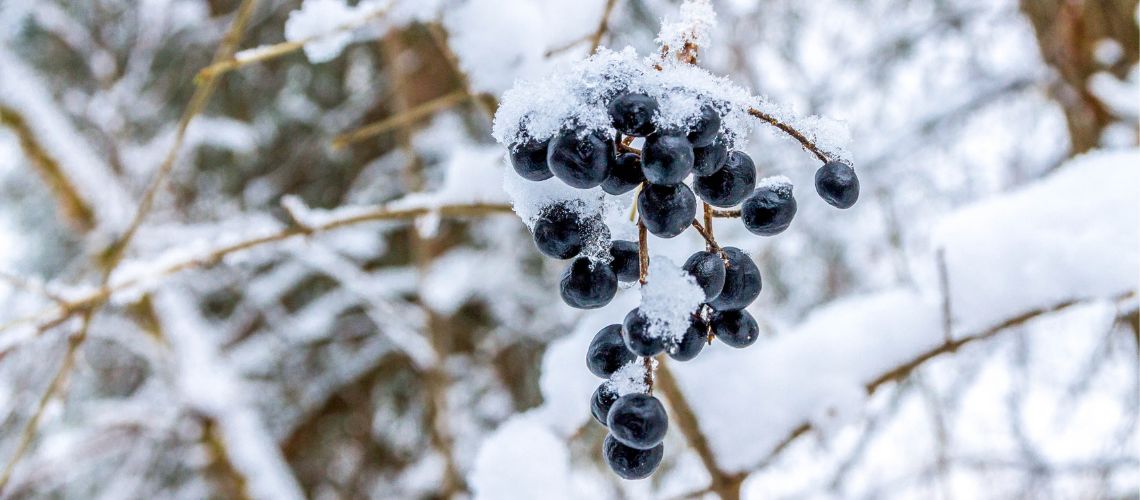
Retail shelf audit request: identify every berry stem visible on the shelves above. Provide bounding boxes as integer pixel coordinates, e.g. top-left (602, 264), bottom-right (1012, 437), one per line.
top-left (702, 203), bottom-right (714, 251)
top-left (637, 218), bottom-right (649, 285)
top-left (746, 107), bottom-right (832, 164)
top-left (710, 208), bottom-right (741, 218)
top-left (690, 219), bottom-right (722, 254)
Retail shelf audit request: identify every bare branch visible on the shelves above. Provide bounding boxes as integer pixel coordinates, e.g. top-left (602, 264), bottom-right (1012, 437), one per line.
top-left (747, 107), bottom-right (831, 163)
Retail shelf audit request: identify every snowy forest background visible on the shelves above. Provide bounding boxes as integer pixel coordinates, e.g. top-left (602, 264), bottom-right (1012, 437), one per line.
top-left (0, 0), bottom-right (1137, 499)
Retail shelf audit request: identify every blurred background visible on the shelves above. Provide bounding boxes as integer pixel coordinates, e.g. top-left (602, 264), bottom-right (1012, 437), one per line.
top-left (0, 0), bottom-right (1137, 498)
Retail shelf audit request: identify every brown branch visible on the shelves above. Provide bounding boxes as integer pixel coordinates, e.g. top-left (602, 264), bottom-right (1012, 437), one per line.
top-left (655, 362), bottom-right (746, 500)
top-left (702, 204), bottom-right (714, 251)
top-left (0, 310), bottom-right (92, 494)
top-left (750, 291), bottom-right (1137, 472)
top-left (426, 23), bottom-right (498, 122)
top-left (747, 107), bottom-right (831, 164)
top-left (588, 0), bottom-right (620, 53)
top-left (0, 105), bottom-right (96, 232)
top-left (102, 0), bottom-right (260, 276)
top-left (194, 8), bottom-right (389, 83)
top-left (637, 219), bottom-right (649, 285)
top-left (331, 90), bottom-right (470, 149)
top-left (0, 202), bottom-right (514, 337)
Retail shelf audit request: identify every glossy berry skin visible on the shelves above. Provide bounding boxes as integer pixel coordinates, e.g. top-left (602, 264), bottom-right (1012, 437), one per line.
top-left (815, 161), bottom-right (860, 209)
top-left (602, 153), bottom-right (645, 195)
top-left (607, 394), bottom-right (669, 450)
top-left (560, 257), bottom-right (618, 309)
top-left (587, 324), bottom-right (637, 378)
top-left (609, 240), bottom-right (640, 282)
top-left (623, 308), bottom-right (666, 356)
top-left (711, 309), bottom-right (760, 348)
top-left (687, 104), bottom-right (721, 147)
top-left (692, 136), bottom-right (728, 176)
top-left (693, 150), bottom-right (756, 207)
top-left (638, 183), bottom-right (697, 238)
top-left (532, 207), bottom-right (582, 259)
top-left (641, 133), bottom-right (694, 185)
top-left (591, 384), bottom-right (619, 426)
top-left (669, 316), bottom-right (708, 361)
top-left (604, 434), bottom-right (663, 480)
top-left (708, 247), bottom-right (762, 311)
top-left (509, 138), bottom-right (553, 181)
top-left (682, 251), bottom-right (726, 301)
top-left (608, 93), bottom-right (659, 137)
top-left (548, 129), bottom-right (612, 189)
top-left (741, 183), bottom-right (797, 236)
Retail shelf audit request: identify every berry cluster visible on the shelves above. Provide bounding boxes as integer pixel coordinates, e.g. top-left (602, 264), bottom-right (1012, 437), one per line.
top-left (508, 89), bottom-right (858, 478)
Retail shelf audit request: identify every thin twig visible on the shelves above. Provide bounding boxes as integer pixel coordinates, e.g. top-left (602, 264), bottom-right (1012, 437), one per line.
top-left (102, 0), bottom-right (260, 276)
top-left (426, 23), bottom-right (497, 122)
top-left (936, 248), bottom-right (954, 343)
top-left (331, 91), bottom-right (470, 149)
top-left (0, 310), bottom-right (92, 494)
top-left (0, 202), bottom-right (514, 337)
top-left (588, 0), bottom-right (620, 53)
top-left (637, 219), bottom-right (649, 285)
top-left (195, 8), bottom-right (388, 82)
top-left (702, 204), bottom-right (714, 251)
top-left (690, 219), bottom-right (721, 254)
top-left (747, 107), bottom-right (831, 164)
top-left (710, 208), bottom-right (741, 218)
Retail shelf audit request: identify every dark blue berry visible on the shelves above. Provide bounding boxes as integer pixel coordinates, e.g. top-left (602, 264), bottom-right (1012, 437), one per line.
top-left (547, 129), bottom-right (612, 189)
top-left (693, 150), bottom-right (756, 207)
top-left (587, 324), bottom-right (637, 378)
top-left (591, 383), bottom-right (619, 426)
top-left (815, 161), bottom-right (859, 209)
top-left (669, 315), bottom-right (707, 361)
top-left (687, 104), bottom-right (721, 147)
top-left (741, 182), bottom-right (797, 236)
top-left (692, 136), bottom-right (728, 176)
top-left (604, 434), bottom-right (663, 480)
top-left (682, 251), bottom-right (726, 301)
top-left (711, 309), bottom-right (759, 348)
top-left (708, 247), bottom-right (761, 311)
top-left (509, 138), bottom-right (553, 181)
top-left (609, 240), bottom-right (640, 282)
top-left (638, 183), bottom-right (696, 238)
top-left (532, 205), bottom-right (582, 259)
top-left (641, 133), bottom-right (694, 185)
top-left (608, 93), bottom-right (659, 137)
top-left (602, 153), bottom-right (645, 195)
top-left (607, 393), bottom-right (668, 450)
top-left (622, 308), bottom-right (666, 357)
top-left (560, 257), bottom-right (618, 309)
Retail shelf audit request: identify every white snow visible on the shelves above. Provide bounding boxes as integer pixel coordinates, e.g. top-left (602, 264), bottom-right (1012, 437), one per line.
top-left (283, 0), bottom-right (387, 63)
top-left (656, 0), bottom-right (717, 57)
top-left (609, 358), bottom-right (652, 396)
top-left (933, 148), bottom-right (1140, 334)
top-left (470, 417), bottom-right (574, 500)
top-left (640, 256), bottom-right (705, 344)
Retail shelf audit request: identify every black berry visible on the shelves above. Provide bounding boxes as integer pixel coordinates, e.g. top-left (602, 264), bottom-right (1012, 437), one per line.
top-left (607, 393), bottom-right (668, 450)
top-left (711, 309), bottom-right (759, 348)
top-left (532, 205), bottom-right (582, 259)
top-left (602, 153), bottom-right (645, 195)
top-left (560, 257), bottom-right (618, 309)
top-left (510, 138), bottom-right (553, 181)
top-left (815, 161), bottom-right (859, 209)
top-left (622, 308), bottom-right (666, 357)
top-left (638, 183), bottom-right (697, 238)
top-left (604, 434), bottom-right (663, 480)
top-left (682, 251), bottom-right (726, 302)
top-left (608, 93), bottom-right (659, 137)
top-left (693, 150), bottom-right (756, 207)
top-left (741, 183), bottom-right (797, 236)
top-left (609, 240), bottom-right (640, 282)
top-left (669, 315), bottom-right (707, 361)
top-left (708, 247), bottom-right (761, 311)
top-left (547, 129), bottom-right (612, 189)
top-left (587, 324), bottom-right (637, 378)
top-left (687, 104), bottom-right (721, 147)
top-left (591, 383), bottom-right (619, 426)
top-left (692, 136), bottom-right (728, 176)
top-left (641, 133), bottom-right (694, 185)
